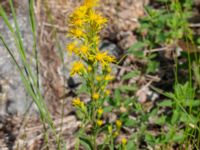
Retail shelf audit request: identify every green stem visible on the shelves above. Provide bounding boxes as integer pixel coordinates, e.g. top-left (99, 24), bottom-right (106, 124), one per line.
top-left (93, 133), bottom-right (97, 150)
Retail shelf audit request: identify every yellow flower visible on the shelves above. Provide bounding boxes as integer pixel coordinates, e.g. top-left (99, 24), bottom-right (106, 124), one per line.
top-left (71, 6), bottom-right (88, 19)
top-left (96, 119), bottom-right (103, 126)
top-left (67, 42), bottom-right (77, 54)
top-left (70, 61), bottom-right (85, 76)
top-left (80, 45), bottom-right (89, 56)
top-left (73, 19), bottom-right (84, 26)
top-left (87, 11), bottom-right (107, 28)
top-left (88, 54), bottom-right (95, 62)
top-left (105, 90), bottom-right (110, 95)
top-left (72, 98), bottom-right (85, 109)
top-left (97, 108), bottom-right (103, 117)
top-left (100, 85), bottom-right (106, 91)
top-left (94, 51), bottom-right (115, 66)
top-left (108, 125), bottom-right (112, 134)
top-left (116, 120), bottom-right (122, 128)
top-left (72, 98), bottom-right (81, 106)
top-left (84, 0), bottom-right (99, 8)
top-left (113, 131), bottom-right (119, 137)
top-left (88, 11), bottom-right (99, 22)
top-left (69, 28), bottom-right (84, 38)
top-left (121, 137), bottom-right (127, 145)
top-left (96, 14), bottom-right (107, 27)
top-left (105, 75), bottom-right (114, 81)
top-left (95, 75), bottom-right (102, 81)
top-left (103, 65), bottom-right (112, 73)
top-left (95, 51), bottom-right (108, 64)
top-left (87, 66), bottom-right (92, 72)
top-left (92, 35), bottom-right (100, 45)
top-left (92, 92), bottom-right (99, 100)
top-left (105, 55), bottom-right (116, 63)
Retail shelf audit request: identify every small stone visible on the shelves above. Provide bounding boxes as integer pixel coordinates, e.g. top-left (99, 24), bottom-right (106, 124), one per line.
top-left (5, 99), bottom-right (17, 116)
top-left (118, 31), bottom-right (137, 50)
top-left (100, 40), bottom-right (122, 58)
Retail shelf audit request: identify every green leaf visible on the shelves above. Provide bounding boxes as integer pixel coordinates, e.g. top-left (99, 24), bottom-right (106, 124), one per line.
top-left (128, 42), bottom-right (145, 58)
top-left (197, 38), bottom-right (200, 44)
top-left (76, 109), bottom-right (86, 120)
top-left (193, 62), bottom-right (200, 87)
top-left (171, 109), bottom-right (180, 124)
top-left (103, 106), bottom-right (113, 112)
top-left (157, 100), bottom-right (173, 107)
top-left (185, 100), bottom-right (200, 107)
top-left (118, 85), bottom-right (137, 92)
top-left (147, 60), bottom-right (159, 73)
top-left (172, 132), bottom-right (185, 142)
top-left (126, 140), bottom-right (136, 150)
top-left (165, 127), bottom-right (175, 142)
top-left (80, 136), bottom-right (93, 150)
top-left (150, 107), bottom-right (158, 115)
top-left (155, 115), bottom-right (166, 125)
top-left (180, 113), bottom-right (198, 125)
top-left (114, 89), bottom-right (121, 106)
top-left (122, 70), bottom-right (140, 80)
top-left (131, 49), bottom-right (144, 58)
top-left (124, 98), bottom-right (133, 106)
top-left (125, 118), bottom-right (137, 127)
top-left (180, 113), bottom-right (189, 123)
top-left (145, 133), bottom-right (155, 145)
top-left (63, 143), bottom-right (67, 150)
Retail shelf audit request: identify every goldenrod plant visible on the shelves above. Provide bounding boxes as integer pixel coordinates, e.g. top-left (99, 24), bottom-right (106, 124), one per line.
top-left (66, 0), bottom-right (127, 149)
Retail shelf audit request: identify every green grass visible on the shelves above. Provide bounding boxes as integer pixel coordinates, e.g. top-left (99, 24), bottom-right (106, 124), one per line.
top-left (0, 0), bottom-right (63, 149)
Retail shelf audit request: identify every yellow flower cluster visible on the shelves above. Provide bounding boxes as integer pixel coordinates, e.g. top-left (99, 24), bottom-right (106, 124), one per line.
top-left (84, 0), bottom-right (99, 8)
top-left (70, 61), bottom-right (85, 76)
top-left (97, 108), bottom-right (103, 117)
top-left (66, 0), bottom-right (115, 77)
top-left (96, 119), bottom-right (103, 126)
top-left (121, 137), bottom-right (127, 145)
top-left (116, 120), bottom-right (122, 129)
top-left (107, 120), bottom-right (123, 139)
top-left (67, 1), bottom-right (117, 144)
top-left (72, 98), bottom-right (85, 109)
top-left (92, 92), bottom-right (100, 100)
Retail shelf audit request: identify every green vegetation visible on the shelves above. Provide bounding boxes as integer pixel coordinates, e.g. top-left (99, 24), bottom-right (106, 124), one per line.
top-left (124, 0), bottom-right (200, 149)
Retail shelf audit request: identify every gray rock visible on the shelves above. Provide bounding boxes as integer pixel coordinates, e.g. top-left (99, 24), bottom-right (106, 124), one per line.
top-left (0, 2), bottom-right (35, 115)
top-left (99, 40), bottom-right (122, 58)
